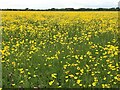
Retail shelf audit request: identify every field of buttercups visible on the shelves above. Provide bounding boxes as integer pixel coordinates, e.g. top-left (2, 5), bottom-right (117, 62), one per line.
top-left (1, 11), bottom-right (120, 88)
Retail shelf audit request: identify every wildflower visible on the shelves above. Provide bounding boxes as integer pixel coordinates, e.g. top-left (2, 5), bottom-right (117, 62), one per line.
top-left (28, 72), bottom-right (31, 75)
top-left (92, 82), bottom-right (96, 86)
top-left (51, 73), bottom-right (57, 79)
top-left (69, 74), bottom-right (74, 78)
top-left (66, 79), bottom-right (68, 82)
top-left (103, 77), bottom-right (106, 80)
top-left (12, 84), bottom-right (15, 86)
top-left (12, 62), bottom-right (16, 67)
top-left (65, 76), bottom-right (68, 78)
top-left (87, 51), bottom-right (91, 55)
top-left (80, 56), bottom-right (83, 60)
top-left (49, 80), bottom-right (54, 86)
top-left (16, 43), bottom-right (20, 47)
top-left (74, 76), bottom-right (78, 79)
top-left (33, 75), bottom-right (37, 78)
top-left (77, 80), bottom-right (81, 84)
top-left (19, 80), bottom-right (24, 83)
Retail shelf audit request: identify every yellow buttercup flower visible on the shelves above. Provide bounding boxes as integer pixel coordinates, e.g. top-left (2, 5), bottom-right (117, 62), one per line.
top-left (49, 80), bottom-right (54, 86)
top-left (51, 73), bottom-right (57, 79)
top-left (77, 80), bottom-right (81, 84)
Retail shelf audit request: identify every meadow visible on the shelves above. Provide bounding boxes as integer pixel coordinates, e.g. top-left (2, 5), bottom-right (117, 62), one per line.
top-left (1, 11), bottom-right (119, 88)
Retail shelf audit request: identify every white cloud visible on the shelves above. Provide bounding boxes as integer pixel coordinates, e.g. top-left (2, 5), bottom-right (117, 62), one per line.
top-left (0, 0), bottom-right (119, 9)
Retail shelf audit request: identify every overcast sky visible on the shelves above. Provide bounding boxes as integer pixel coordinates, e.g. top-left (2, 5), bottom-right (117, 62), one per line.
top-left (0, 0), bottom-right (119, 9)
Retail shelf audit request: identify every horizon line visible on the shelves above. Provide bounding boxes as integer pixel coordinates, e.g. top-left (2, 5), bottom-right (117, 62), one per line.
top-left (0, 7), bottom-right (119, 10)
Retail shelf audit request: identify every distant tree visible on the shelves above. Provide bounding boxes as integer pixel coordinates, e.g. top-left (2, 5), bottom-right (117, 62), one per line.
top-left (51, 8), bottom-right (56, 11)
top-left (116, 7), bottom-right (120, 11)
top-left (1, 7), bottom-right (120, 11)
top-left (25, 8), bottom-right (29, 11)
top-left (65, 8), bottom-right (74, 11)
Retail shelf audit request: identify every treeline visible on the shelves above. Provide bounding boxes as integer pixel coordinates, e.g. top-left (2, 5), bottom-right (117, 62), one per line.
top-left (0, 7), bottom-right (120, 11)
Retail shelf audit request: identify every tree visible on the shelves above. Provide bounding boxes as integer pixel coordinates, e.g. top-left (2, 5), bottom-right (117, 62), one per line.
top-left (25, 8), bottom-right (29, 11)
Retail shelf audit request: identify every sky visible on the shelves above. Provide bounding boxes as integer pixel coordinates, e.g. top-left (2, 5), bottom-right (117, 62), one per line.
top-left (0, 0), bottom-right (120, 9)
